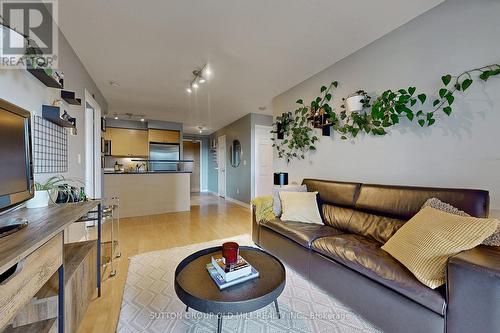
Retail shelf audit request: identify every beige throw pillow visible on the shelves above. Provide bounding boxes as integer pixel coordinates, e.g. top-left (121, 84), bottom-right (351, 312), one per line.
top-left (273, 184), bottom-right (307, 216)
top-left (382, 206), bottom-right (498, 289)
top-left (422, 197), bottom-right (500, 246)
top-left (279, 191), bottom-right (323, 224)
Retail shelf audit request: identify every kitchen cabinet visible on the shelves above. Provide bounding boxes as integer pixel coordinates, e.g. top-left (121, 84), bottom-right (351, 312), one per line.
top-left (104, 127), bottom-right (149, 157)
top-left (148, 129), bottom-right (180, 144)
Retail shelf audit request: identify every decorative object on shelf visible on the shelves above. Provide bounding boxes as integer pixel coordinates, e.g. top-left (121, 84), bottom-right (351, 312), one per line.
top-left (342, 90), bottom-right (371, 114)
top-left (273, 172), bottom-right (288, 186)
top-left (33, 116), bottom-right (68, 173)
top-left (60, 90), bottom-right (81, 105)
top-left (272, 63), bottom-right (500, 162)
top-left (230, 139), bottom-right (241, 168)
top-left (185, 63), bottom-right (212, 93)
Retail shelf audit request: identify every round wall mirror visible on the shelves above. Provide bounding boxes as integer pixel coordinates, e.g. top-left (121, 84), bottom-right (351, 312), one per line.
top-left (230, 140), bottom-right (242, 168)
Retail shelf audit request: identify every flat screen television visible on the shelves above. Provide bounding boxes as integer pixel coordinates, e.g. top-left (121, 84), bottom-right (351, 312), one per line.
top-left (0, 98), bottom-right (34, 213)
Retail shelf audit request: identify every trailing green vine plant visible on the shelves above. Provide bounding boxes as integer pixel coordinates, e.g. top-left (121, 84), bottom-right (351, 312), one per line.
top-left (271, 81), bottom-right (339, 162)
top-left (272, 63), bottom-right (500, 162)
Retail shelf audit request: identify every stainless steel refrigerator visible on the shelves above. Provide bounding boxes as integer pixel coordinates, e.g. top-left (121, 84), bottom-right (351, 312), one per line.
top-left (149, 143), bottom-right (180, 171)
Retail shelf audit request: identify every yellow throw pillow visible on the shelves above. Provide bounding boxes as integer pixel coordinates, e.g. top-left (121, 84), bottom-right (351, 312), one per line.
top-left (382, 206), bottom-right (499, 289)
top-left (279, 191), bottom-right (323, 224)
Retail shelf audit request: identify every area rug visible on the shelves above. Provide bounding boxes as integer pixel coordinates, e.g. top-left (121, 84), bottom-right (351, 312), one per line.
top-left (117, 235), bottom-right (381, 333)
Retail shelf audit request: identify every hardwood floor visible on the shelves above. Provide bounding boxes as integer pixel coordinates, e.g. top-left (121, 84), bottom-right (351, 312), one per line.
top-left (77, 193), bottom-right (251, 333)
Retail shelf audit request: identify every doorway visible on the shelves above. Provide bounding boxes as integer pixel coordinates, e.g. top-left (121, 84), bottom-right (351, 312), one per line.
top-left (84, 90), bottom-right (102, 199)
top-left (183, 140), bottom-right (201, 192)
top-left (217, 135), bottom-right (226, 198)
top-left (254, 125), bottom-right (273, 197)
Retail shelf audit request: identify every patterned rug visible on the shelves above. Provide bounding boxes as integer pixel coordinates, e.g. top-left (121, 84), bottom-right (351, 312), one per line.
top-left (117, 235), bottom-right (381, 333)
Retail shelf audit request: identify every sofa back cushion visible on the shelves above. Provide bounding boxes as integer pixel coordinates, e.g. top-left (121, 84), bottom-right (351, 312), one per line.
top-left (322, 205), bottom-right (404, 244)
top-left (355, 184), bottom-right (489, 219)
top-left (322, 204), bottom-right (356, 229)
top-left (302, 179), bottom-right (490, 243)
top-left (302, 179), bottom-right (360, 207)
top-left (348, 210), bottom-right (405, 244)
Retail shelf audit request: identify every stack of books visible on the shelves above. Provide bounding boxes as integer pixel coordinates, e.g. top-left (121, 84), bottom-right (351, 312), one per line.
top-left (206, 255), bottom-right (259, 290)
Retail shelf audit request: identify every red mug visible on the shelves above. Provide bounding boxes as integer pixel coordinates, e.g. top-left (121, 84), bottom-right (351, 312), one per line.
top-left (222, 242), bottom-right (239, 265)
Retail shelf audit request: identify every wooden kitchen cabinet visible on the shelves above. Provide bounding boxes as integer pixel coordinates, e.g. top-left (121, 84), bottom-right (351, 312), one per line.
top-left (104, 127), bottom-right (149, 157)
top-left (148, 129), bottom-right (180, 144)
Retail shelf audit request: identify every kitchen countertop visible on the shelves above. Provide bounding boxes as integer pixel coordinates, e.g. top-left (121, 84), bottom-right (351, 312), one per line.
top-left (104, 171), bottom-right (192, 174)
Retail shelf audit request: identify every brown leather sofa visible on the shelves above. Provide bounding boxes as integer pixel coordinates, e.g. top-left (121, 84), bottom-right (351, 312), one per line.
top-left (252, 179), bottom-right (500, 333)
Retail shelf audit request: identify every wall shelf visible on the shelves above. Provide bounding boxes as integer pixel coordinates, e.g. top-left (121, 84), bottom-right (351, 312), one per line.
top-left (27, 68), bottom-right (63, 89)
top-left (61, 90), bottom-right (81, 106)
top-left (42, 105), bottom-right (76, 128)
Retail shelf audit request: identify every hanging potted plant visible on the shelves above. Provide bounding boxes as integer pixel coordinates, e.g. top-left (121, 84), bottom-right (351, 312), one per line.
top-left (343, 90), bottom-right (372, 114)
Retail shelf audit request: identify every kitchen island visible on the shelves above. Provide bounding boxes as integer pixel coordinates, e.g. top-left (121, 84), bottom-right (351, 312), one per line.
top-left (104, 171), bottom-right (191, 218)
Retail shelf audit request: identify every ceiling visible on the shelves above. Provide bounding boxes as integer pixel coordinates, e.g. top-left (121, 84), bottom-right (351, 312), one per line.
top-left (58, 0), bottom-right (443, 134)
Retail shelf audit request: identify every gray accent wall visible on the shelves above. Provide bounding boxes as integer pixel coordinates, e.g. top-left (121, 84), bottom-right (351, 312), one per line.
top-left (208, 113), bottom-right (272, 203)
top-left (209, 114), bottom-right (252, 203)
top-left (273, 0), bottom-right (500, 214)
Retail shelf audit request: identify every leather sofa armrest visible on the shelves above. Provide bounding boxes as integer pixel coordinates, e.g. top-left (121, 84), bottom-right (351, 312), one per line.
top-left (446, 245), bottom-right (500, 333)
top-left (251, 205), bottom-right (260, 245)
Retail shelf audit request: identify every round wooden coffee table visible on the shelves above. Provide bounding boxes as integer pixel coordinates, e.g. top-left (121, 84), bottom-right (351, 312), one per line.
top-left (174, 246), bottom-right (286, 333)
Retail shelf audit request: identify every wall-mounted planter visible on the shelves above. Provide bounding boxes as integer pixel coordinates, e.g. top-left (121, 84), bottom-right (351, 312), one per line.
top-left (345, 95), bottom-right (364, 113)
top-left (276, 123), bottom-right (285, 139)
top-left (321, 123), bottom-right (332, 136)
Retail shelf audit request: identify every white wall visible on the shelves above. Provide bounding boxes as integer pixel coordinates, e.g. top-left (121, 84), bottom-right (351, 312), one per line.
top-left (0, 30), bottom-right (107, 183)
top-left (273, 0), bottom-right (500, 214)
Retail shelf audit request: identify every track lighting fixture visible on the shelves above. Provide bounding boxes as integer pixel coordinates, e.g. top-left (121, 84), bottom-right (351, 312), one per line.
top-left (186, 63), bottom-right (212, 93)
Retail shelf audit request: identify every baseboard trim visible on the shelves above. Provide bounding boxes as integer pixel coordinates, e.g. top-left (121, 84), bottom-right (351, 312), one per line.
top-left (225, 196), bottom-right (251, 209)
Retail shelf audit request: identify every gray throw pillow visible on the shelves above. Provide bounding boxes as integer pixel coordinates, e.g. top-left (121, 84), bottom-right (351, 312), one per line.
top-left (422, 198), bottom-right (500, 246)
top-left (273, 184), bottom-right (307, 216)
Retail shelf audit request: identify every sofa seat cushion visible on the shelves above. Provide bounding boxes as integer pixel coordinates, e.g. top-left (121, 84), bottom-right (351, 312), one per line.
top-left (262, 219), bottom-right (344, 248)
top-left (311, 235), bottom-right (446, 315)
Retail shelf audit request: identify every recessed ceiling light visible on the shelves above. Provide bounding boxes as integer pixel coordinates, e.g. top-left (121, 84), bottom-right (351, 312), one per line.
top-left (109, 80), bottom-right (120, 87)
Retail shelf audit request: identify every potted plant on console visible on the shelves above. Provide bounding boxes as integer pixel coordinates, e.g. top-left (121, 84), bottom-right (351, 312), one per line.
top-left (26, 176), bottom-right (87, 208)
